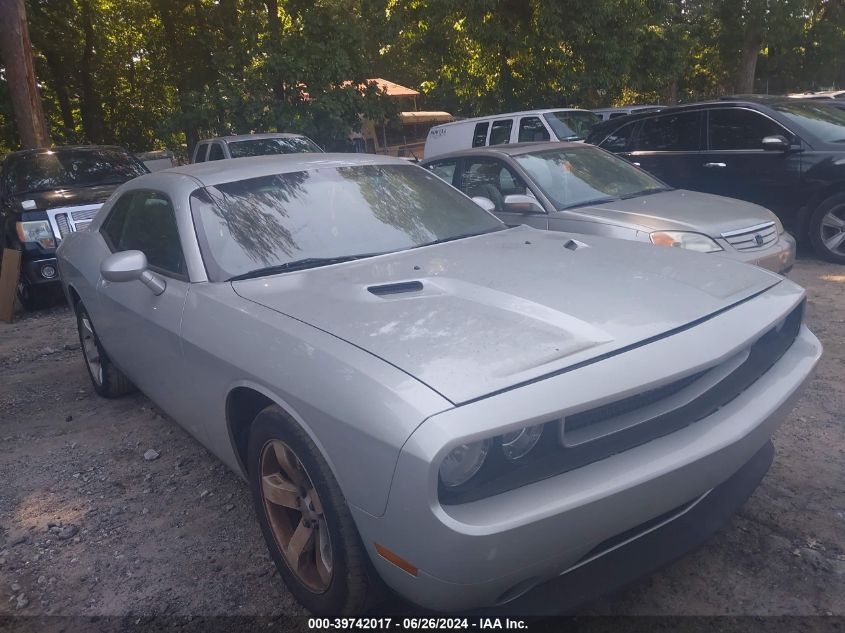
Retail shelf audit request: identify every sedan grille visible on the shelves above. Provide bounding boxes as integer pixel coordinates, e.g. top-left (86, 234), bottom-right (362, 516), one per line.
top-left (721, 222), bottom-right (778, 251)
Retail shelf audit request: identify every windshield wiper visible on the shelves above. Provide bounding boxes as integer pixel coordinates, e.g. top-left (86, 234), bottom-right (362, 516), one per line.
top-left (560, 196), bottom-right (617, 210)
top-left (228, 253), bottom-right (381, 281)
top-left (413, 227), bottom-right (505, 249)
top-left (619, 188), bottom-right (670, 199)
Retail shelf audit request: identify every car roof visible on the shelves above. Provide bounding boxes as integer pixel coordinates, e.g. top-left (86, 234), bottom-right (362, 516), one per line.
top-left (421, 141), bottom-right (589, 163)
top-left (143, 153), bottom-right (411, 187)
top-left (3, 145), bottom-right (131, 159)
top-left (432, 109), bottom-right (593, 130)
top-left (201, 133), bottom-right (310, 143)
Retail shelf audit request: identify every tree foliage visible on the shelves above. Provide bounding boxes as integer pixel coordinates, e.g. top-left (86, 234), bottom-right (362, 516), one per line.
top-left (0, 0), bottom-right (843, 154)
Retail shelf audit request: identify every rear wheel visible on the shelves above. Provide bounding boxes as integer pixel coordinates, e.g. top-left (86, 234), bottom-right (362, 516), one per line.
top-left (75, 302), bottom-right (135, 397)
top-left (247, 405), bottom-right (378, 615)
top-left (809, 193), bottom-right (845, 264)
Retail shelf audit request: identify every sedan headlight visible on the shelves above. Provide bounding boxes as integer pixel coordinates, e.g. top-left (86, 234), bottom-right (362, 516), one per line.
top-left (501, 424), bottom-right (544, 461)
top-left (16, 220), bottom-right (56, 249)
top-left (650, 231), bottom-right (722, 253)
top-left (772, 216), bottom-right (784, 235)
top-left (439, 439), bottom-right (491, 488)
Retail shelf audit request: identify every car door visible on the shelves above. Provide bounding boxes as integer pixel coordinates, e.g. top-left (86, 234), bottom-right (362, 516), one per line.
top-left (95, 189), bottom-right (192, 424)
top-left (699, 107), bottom-right (802, 217)
top-left (627, 110), bottom-right (704, 190)
top-left (458, 157), bottom-right (548, 228)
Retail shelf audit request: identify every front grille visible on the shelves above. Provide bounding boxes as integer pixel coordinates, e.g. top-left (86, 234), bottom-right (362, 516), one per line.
top-left (55, 213), bottom-right (71, 238)
top-left (71, 208), bottom-right (98, 222)
top-left (722, 222), bottom-right (778, 251)
top-left (440, 301), bottom-right (804, 505)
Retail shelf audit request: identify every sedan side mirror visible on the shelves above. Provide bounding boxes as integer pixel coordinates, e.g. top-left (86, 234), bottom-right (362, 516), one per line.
top-left (100, 250), bottom-right (166, 295)
top-left (762, 135), bottom-right (790, 151)
top-left (504, 194), bottom-right (544, 214)
top-left (472, 196), bottom-right (496, 212)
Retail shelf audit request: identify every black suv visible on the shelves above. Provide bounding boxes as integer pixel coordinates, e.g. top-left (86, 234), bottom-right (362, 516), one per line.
top-left (586, 97), bottom-right (845, 263)
top-left (0, 146), bottom-right (148, 308)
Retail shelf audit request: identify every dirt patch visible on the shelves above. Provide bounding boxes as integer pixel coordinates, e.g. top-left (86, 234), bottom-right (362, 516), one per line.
top-left (1, 256), bottom-right (843, 616)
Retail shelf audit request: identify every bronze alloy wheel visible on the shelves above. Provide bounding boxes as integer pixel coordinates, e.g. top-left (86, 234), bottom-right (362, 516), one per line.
top-left (79, 312), bottom-right (104, 387)
top-left (259, 439), bottom-right (333, 592)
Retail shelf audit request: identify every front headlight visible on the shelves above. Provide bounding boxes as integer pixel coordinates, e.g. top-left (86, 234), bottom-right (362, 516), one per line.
top-left (16, 220), bottom-right (56, 249)
top-left (650, 231), bottom-right (723, 253)
top-left (439, 439), bottom-right (491, 488)
top-left (501, 424), bottom-right (544, 461)
top-left (772, 216), bottom-right (784, 235)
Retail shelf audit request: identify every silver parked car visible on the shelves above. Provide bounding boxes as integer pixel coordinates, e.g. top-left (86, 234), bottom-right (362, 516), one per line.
top-left (191, 132), bottom-right (322, 163)
top-left (56, 154), bottom-right (820, 615)
top-left (422, 142), bottom-right (796, 274)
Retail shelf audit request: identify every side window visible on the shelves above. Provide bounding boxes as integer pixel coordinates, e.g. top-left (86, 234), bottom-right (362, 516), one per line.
top-left (100, 192), bottom-right (135, 250)
top-left (636, 112), bottom-right (702, 152)
top-left (208, 142), bottom-right (225, 161)
top-left (193, 143), bottom-right (207, 163)
top-left (460, 159), bottom-right (528, 211)
top-left (489, 119), bottom-right (514, 146)
top-left (599, 122), bottom-right (637, 152)
top-left (708, 108), bottom-right (791, 150)
top-left (472, 122), bottom-right (489, 147)
top-left (108, 191), bottom-right (186, 277)
top-left (609, 112), bottom-right (628, 119)
top-left (518, 117), bottom-right (551, 143)
top-left (426, 160), bottom-right (458, 184)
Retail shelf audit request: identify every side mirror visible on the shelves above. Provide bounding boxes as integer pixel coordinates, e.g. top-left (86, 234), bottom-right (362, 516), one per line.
top-left (100, 250), bottom-right (166, 295)
top-left (472, 196), bottom-right (496, 212)
top-left (504, 194), bottom-right (544, 213)
top-left (762, 135), bottom-right (790, 151)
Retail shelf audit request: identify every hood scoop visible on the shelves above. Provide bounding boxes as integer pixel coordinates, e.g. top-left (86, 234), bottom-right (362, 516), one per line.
top-left (367, 280), bottom-right (424, 296)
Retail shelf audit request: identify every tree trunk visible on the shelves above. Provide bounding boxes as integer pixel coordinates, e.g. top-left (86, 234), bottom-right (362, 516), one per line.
top-left (733, 26), bottom-right (763, 94)
top-left (0, 0), bottom-right (51, 148)
top-left (78, 0), bottom-right (108, 143)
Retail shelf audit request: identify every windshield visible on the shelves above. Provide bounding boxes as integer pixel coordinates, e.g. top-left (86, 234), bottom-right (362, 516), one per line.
top-left (227, 137), bottom-right (323, 157)
top-left (3, 148), bottom-right (148, 196)
top-left (543, 110), bottom-right (601, 141)
top-left (190, 164), bottom-right (504, 281)
top-left (773, 102), bottom-right (845, 142)
top-left (513, 146), bottom-right (668, 209)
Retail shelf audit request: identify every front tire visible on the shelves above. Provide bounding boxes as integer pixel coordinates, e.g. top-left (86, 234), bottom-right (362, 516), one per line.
top-left (809, 193), bottom-right (845, 264)
top-left (247, 405), bottom-right (377, 615)
top-left (75, 302), bottom-right (136, 398)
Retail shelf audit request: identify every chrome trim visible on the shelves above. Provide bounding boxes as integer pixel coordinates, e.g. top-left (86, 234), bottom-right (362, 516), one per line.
top-left (720, 221), bottom-right (776, 239)
top-left (45, 203), bottom-right (103, 241)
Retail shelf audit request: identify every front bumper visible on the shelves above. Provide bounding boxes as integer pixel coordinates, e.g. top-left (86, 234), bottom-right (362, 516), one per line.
top-left (722, 232), bottom-right (796, 275)
top-left (352, 288), bottom-right (821, 613)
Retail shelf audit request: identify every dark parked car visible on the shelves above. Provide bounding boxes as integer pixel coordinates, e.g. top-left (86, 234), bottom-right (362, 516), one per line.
top-left (586, 97), bottom-right (845, 263)
top-left (0, 146), bottom-right (148, 308)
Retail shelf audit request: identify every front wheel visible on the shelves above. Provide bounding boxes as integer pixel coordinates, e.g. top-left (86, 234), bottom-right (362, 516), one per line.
top-left (75, 302), bottom-right (136, 398)
top-left (247, 405), bottom-right (379, 615)
top-left (809, 193), bottom-right (845, 264)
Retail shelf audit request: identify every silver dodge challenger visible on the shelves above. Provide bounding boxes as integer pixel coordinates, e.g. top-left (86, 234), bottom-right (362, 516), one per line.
top-left (56, 154), bottom-right (821, 615)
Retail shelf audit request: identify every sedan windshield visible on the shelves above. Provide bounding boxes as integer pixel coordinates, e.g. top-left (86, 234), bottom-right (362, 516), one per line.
top-left (4, 148), bottom-right (148, 196)
top-left (513, 147), bottom-right (668, 209)
top-left (543, 110), bottom-right (601, 141)
top-left (227, 137), bottom-right (323, 157)
top-left (190, 164), bottom-right (504, 281)
top-left (772, 102), bottom-right (845, 142)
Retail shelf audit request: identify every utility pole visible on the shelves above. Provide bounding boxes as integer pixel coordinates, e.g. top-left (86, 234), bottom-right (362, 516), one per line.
top-left (0, 0), bottom-right (51, 148)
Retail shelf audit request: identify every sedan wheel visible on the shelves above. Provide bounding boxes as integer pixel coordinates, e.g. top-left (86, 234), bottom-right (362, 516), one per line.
top-left (810, 194), bottom-right (845, 264)
top-left (260, 439), bottom-right (333, 592)
top-left (74, 302), bottom-right (136, 398)
top-left (248, 405), bottom-right (378, 615)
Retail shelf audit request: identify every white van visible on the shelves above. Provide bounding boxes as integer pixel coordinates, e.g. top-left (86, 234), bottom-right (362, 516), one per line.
top-left (423, 108), bottom-right (599, 159)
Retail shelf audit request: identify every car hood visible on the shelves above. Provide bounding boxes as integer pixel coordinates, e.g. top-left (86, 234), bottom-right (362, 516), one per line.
top-left (233, 226), bottom-right (781, 404)
top-left (568, 189), bottom-right (779, 235)
top-left (9, 183), bottom-right (121, 213)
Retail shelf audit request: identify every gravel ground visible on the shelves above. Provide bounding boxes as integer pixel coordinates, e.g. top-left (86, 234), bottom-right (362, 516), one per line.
top-left (0, 256), bottom-right (843, 618)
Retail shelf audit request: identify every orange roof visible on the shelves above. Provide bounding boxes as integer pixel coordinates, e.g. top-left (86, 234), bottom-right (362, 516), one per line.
top-left (344, 78), bottom-right (420, 98)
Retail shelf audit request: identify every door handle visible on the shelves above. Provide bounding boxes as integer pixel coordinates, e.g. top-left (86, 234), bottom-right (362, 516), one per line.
top-left (703, 162), bottom-right (727, 168)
